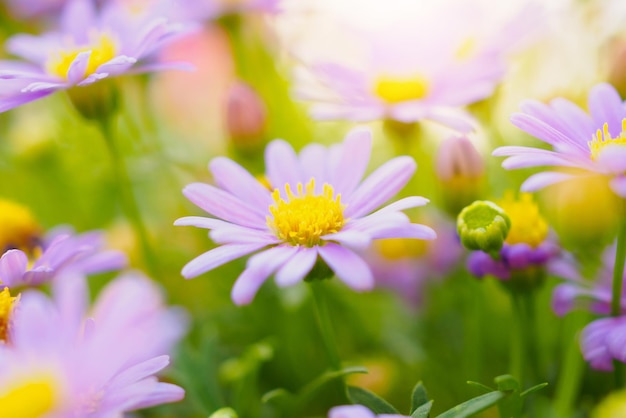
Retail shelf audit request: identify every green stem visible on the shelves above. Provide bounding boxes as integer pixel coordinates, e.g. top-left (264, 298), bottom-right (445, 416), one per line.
top-left (309, 281), bottom-right (341, 371)
top-left (96, 116), bottom-right (158, 277)
top-left (521, 291), bottom-right (541, 384)
top-left (611, 206), bottom-right (626, 386)
top-left (510, 293), bottom-right (524, 385)
top-left (553, 312), bottom-right (589, 417)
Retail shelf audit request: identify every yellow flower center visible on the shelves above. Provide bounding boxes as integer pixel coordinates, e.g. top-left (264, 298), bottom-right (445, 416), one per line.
top-left (0, 374), bottom-right (59, 418)
top-left (588, 120), bottom-right (626, 161)
top-left (0, 199), bottom-right (41, 255)
top-left (46, 32), bottom-right (117, 79)
top-left (592, 389), bottom-right (626, 418)
top-left (498, 192), bottom-right (548, 247)
top-left (0, 288), bottom-right (18, 342)
top-left (267, 179), bottom-right (345, 247)
top-left (374, 75), bottom-right (430, 103)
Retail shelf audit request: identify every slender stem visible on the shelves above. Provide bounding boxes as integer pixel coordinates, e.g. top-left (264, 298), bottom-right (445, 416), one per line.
top-left (96, 116), bottom-right (158, 277)
top-left (309, 282), bottom-right (341, 371)
top-left (554, 312), bottom-right (589, 417)
top-left (510, 293), bottom-right (524, 385)
top-left (611, 204), bottom-right (626, 386)
top-left (521, 291), bottom-right (541, 384)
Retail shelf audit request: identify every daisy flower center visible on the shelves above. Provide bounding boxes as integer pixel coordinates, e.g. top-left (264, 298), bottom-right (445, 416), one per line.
top-left (0, 199), bottom-right (41, 255)
top-left (267, 179), bottom-right (345, 247)
top-left (46, 32), bottom-right (117, 79)
top-left (0, 374), bottom-right (59, 418)
top-left (588, 120), bottom-right (626, 161)
top-left (498, 192), bottom-right (548, 247)
top-left (374, 75), bottom-right (429, 103)
top-left (0, 288), bottom-right (18, 342)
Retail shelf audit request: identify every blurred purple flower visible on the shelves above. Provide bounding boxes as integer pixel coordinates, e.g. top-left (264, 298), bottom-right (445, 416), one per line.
top-left (0, 271), bottom-right (187, 416)
top-left (329, 405), bottom-right (407, 418)
top-left (295, 2), bottom-right (533, 131)
top-left (581, 316), bottom-right (626, 371)
top-left (0, 0), bottom-right (195, 112)
top-left (551, 245), bottom-right (626, 317)
top-left (493, 83), bottom-right (626, 197)
top-left (175, 127), bottom-right (436, 305)
top-left (0, 229), bottom-right (127, 288)
top-left (178, 0), bottom-right (281, 21)
top-left (365, 214), bottom-right (461, 308)
top-left (3, 0), bottom-right (67, 18)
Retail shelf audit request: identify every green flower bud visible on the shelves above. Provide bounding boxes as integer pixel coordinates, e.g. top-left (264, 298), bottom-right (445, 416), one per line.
top-left (209, 407), bottom-right (238, 418)
top-left (457, 200), bottom-right (511, 256)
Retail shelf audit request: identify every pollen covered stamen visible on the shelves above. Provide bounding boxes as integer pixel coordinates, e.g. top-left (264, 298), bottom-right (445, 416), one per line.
top-left (588, 120), bottom-right (626, 161)
top-left (46, 31), bottom-right (117, 79)
top-left (267, 179), bottom-right (346, 247)
top-left (498, 192), bottom-right (548, 247)
top-left (374, 75), bottom-right (429, 103)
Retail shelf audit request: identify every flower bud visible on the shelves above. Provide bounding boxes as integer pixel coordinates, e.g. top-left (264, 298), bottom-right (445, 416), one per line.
top-left (457, 200), bottom-right (510, 257)
top-left (225, 82), bottom-right (267, 152)
top-left (436, 136), bottom-right (485, 216)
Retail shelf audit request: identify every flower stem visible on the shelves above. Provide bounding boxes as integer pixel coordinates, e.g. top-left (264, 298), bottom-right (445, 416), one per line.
top-left (510, 293), bottom-right (525, 385)
top-left (611, 207), bottom-right (626, 386)
top-left (310, 281), bottom-right (341, 371)
top-left (96, 116), bottom-right (158, 277)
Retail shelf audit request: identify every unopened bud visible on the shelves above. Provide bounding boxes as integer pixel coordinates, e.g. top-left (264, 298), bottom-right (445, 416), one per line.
top-left (457, 200), bottom-right (510, 257)
top-left (225, 82), bottom-right (266, 151)
top-left (436, 136), bottom-right (485, 216)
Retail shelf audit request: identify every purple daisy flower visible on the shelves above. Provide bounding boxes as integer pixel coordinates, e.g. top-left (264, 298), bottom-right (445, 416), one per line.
top-left (294, 1), bottom-right (533, 132)
top-left (0, 271), bottom-right (187, 416)
top-left (581, 316), bottom-right (626, 371)
top-left (175, 127), bottom-right (436, 305)
top-left (329, 405), bottom-right (407, 418)
top-left (0, 0), bottom-right (195, 112)
top-left (493, 82), bottom-right (626, 197)
top-left (0, 229), bottom-right (127, 288)
top-left (178, 0), bottom-right (281, 21)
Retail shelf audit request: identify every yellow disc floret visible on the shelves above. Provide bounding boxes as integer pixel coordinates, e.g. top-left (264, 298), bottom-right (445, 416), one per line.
top-left (498, 192), bottom-right (548, 247)
top-left (47, 32), bottom-right (117, 79)
top-left (267, 179), bottom-right (345, 247)
top-left (588, 120), bottom-right (626, 161)
top-left (0, 374), bottom-right (59, 418)
top-left (374, 75), bottom-right (430, 103)
top-left (0, 288), bottom-right (18, 342)
top-left (0, 199), bottom-right (41, 255)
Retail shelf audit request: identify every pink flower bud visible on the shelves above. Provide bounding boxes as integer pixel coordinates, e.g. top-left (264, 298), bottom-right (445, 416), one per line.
top-left (225, 82), bottom-right (267, 150)
top-left (435, 136), bottom-right (484, 182)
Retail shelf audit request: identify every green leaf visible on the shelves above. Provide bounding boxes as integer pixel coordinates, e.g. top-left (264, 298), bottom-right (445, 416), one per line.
top-left (209, 407), bottom-right (238, 418)
top-left (436, 391), bottom-right (505, 418)
top-left (520, 383), bottom-right (548, 398)
top-left (466, 381), bottom-right (494, 393)
top-left (347, 386), bottom-right (400, 414)
top-left (261, 388), bottom-right (293, 405)
top-left (411, 400), bottom-right (434, 418)
top-left (411, 381), bottom-right (430, 412)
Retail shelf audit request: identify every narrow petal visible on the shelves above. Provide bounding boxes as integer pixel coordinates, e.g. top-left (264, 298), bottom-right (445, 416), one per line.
top-left (0, 249), bottom-right (28, 287)
top-left (501, 153), bottom-right (593, 170)
top-left (274, 247), bottom-right (318, 287)
top-left (369, 196), bottom-right (429, 216)
top-left (299, 143), bottom-right (328, 192)
top-left (322, 230), bottom-right (372, 250)
top-left (317, 243), bottom-right (374, 291)
top-left (588, 83), bottom-right (626, 136)
top-left (330, 127), bottom-right (372, 197)
top-left (174, 216), bottom-right (234, 230)
top-left (182, 183), bottom-right (266, 229)
top-left (231, 245), bottom-right (297, 305)
top-left (265, 140), bottom-right (302, 189)
top-left (345, 156), bottom-right (416, 218)
top-left (209, 157), bottom-right (272, 209)
top-left (596, 145), bottom-right (626, 174)
top-left (520, 171), bottom-right (577, 192)
top-left (510, 113), bottom-right (588, 155)
top-left (181, 243), bottom-right (266, 278)
top-left (210, 227), bottom-right (279, 245)
top-left (67, 51), bottom-right (91, 84)
top-left (369, 223), bottom-right (437, 240)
